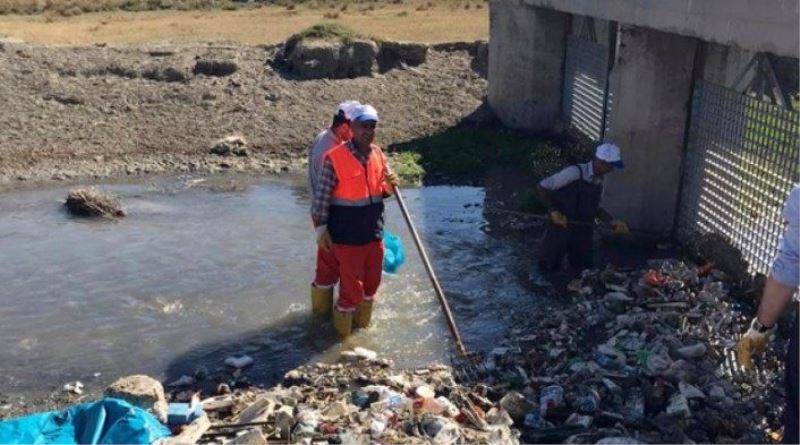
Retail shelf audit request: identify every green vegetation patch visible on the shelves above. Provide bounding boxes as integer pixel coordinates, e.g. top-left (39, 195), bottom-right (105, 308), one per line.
top-left (282, 22), bottom-right (370, 57)
top-left (291, 22), bottom-right (366, 42)
top-left (389, 151), bottom-right (426, 186)
top-left (388, 126), bottom-right (592, 213)
top-left (389, 127), bottom-right (570, 182)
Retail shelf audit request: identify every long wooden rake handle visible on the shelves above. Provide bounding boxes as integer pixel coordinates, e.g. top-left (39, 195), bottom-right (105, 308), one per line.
top-left (485, 206), bottom-right (653, 235)
top-left (393, 186), bottom-right (468, 357)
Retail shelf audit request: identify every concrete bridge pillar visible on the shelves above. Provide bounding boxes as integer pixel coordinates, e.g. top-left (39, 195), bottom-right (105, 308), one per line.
top-left (602, 26), bottom-right (697, 234)
top-left (488, 1), bottom-right (569, 132)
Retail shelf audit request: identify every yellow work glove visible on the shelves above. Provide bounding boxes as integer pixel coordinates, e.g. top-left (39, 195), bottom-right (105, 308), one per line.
top-left (386, 171), bottom-right (400, 186)
top-left (549, 211), bottom-right (568, 228)
top-left (382, 171), bottom-right (400, 198)
top-left (736, 318), bottom-right (774, 370)
top-left (316, 225), bottom-right (333, 252)
top-left (611, 219), bottom-right (629, 235)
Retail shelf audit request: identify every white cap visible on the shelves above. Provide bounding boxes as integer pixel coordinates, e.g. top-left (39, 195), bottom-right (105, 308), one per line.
top-left (352, 104), bottom-right (379, 123)
top-left (336, 100), bottom-right (361, 120)
top-left (595, 143), bottom-right (624, 169)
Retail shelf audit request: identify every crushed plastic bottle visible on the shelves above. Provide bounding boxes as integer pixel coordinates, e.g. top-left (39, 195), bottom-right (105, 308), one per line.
top-left (539, 385), bottom-right (564, 417)
top-left (414, 397), bottom-right (444, 414)
top-left (524, 412), bottom-right (548, 429)
top-left (351, 390), bottom-right (369, 408)
top-left (436, 396), bottom-right (460, 417)
top-left (499, 391), bottom-right (535, 421)
top-left (564, 412), bottom-right (593, 428)
top-left (370, 413), bottom-right (388, 438)
top-left (621, 388), bottom-right (645, 422)
top-left (593, 351), bottom-right (616, 369)
top-left (666, 394), bottom-right (691, 418)
top-left (575, 388), bottom-right (600, 414)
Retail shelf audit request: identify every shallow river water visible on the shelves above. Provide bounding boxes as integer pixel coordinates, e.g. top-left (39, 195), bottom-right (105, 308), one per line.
top-left (0, 174), bottom-right (541, 397)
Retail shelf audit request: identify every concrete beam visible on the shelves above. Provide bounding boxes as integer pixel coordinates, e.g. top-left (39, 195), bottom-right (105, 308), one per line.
top-left (699, 41), bottom-right (756, 87)
top-left (570, 15), bottom-right (612, 49)
top-left (602, 26), bottom-right (698, 234)
top-left (488, 0), bottom-right (569, 132)
top-left (522, 0), bottom-right (799, 58)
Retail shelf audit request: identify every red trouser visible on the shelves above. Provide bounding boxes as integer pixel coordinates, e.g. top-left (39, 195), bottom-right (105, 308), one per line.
top-left (314, 246), bottom-right (339, 288)
top-left (332, 241), bottom-right (384, 312)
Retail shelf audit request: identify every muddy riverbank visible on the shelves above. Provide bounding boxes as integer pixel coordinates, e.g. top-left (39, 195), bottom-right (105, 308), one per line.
top-left (0, 39), bottom-right (487, 187)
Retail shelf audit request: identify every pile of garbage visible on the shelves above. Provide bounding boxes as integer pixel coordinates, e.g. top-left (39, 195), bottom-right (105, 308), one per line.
top-left (176, 259), bottom-right (782, 444)
top-left (453, 259), bottom-right (785, 444)
top-left (154, 348), bottom-right (515, 445)
top-left (7, 258), bottom-right (785, 444)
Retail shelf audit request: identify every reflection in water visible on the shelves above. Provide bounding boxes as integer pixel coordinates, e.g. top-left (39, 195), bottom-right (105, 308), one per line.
top-left (0, 174), bottom-right (539, 397)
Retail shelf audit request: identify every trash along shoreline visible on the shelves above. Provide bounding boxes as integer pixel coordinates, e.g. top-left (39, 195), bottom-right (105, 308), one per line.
top-left (1, 255), bottom-right (788, 444)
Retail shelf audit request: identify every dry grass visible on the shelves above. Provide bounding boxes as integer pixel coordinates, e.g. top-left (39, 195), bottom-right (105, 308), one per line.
top-left (0, 0), bottom-right (488, 44)
top-left (0, 0), bottom-right (231, 15)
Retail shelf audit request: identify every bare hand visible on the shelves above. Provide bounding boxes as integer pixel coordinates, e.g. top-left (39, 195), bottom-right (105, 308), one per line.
top-left (317, 226), bottom-right (333, 251)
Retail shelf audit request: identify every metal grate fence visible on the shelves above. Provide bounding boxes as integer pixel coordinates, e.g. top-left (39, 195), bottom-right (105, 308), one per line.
top-left (562, 34), bottom-right (609, 142)
top-left (678, 81), bottom-right (799, 274)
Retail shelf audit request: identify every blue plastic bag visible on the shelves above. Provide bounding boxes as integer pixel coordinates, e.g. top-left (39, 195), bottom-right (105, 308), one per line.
top-left (0, 398), bottom-right (171, 444)
top-left (382, 229), bottom-right (405, 274)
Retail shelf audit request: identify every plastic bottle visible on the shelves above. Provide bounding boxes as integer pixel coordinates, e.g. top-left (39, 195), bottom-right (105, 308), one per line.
top-left (414, 397), bottom-right (444, 414)
top-left (539, 385), bottom-right (564, 417)
top-left (436, 396), bottom-right (460, 417)
top-left (622, 388), bottom-right (645, 421)
top-left (351, 390), bottom-right (370, 408)
top-left (524, 412), bottom-right (547, 429)
top-left (370, 413), bottom-right (388, 437)
top-left (593, 351), bottom-right (615, 369)
top-left (576, 388), bottom-right (601, 414)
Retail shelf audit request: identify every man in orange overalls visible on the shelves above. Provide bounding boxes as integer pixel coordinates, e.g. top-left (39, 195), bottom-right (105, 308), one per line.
top-left (311, 104), bottom-right (398, 338)
top-left (308, 100), bottom-right (361, 317)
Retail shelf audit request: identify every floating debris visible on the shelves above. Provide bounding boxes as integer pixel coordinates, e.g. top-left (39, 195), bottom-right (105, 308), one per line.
top-left (62, 381), bottom-right (84, 395)
top-left (224, 355), bottom-right (255, 370)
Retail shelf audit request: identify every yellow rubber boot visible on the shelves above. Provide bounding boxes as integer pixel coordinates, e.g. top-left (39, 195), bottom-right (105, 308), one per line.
top-left (310, 285), bottom-right (333, 317)
top-left (354, 301), bottom-right (374, 329)
top-left (332, 309), bottom-right (353, 339)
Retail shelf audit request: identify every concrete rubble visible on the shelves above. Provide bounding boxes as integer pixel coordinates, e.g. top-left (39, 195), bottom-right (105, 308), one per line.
top-left (106, 374), bottom-right (169, 424)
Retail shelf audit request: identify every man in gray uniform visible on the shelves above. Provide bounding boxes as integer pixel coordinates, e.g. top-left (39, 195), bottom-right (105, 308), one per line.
top-left (537, 143), bottom-right (629, 272)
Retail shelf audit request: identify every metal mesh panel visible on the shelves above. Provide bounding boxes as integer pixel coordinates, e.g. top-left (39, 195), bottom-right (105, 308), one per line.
top-left (562, 35), bottom-right (609, 142)
top-left (678, 81), bottom-right (800, 274)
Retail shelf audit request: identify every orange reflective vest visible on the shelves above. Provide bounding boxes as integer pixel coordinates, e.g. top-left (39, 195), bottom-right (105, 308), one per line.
top-left (325, 142), bottom-right (388, 245)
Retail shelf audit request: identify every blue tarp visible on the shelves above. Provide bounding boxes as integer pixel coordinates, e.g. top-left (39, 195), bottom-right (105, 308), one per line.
top-left (382, 229), bottom-right (406, 274)
top-left (0, 398), bottom-right (171, 444)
